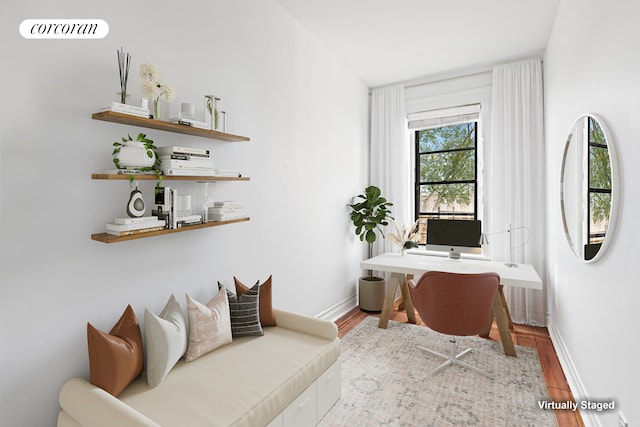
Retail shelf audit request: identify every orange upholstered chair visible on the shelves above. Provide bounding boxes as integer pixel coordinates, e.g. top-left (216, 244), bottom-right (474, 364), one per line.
top-left (408, 271), bottom-right (500, 377)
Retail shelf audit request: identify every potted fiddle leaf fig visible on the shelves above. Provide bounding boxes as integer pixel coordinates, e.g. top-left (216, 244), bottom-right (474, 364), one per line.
top-left (349, 185), bottom-right (394, 312)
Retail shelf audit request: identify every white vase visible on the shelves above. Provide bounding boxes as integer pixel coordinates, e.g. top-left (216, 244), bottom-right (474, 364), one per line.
top-left (155, 99), bottom-right (171, 121)
top-left (117, 140), bottom-right (155, 168)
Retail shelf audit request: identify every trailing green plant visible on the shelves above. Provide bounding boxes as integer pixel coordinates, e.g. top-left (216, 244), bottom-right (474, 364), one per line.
top-left (112, 132), bottom-right (163, 191)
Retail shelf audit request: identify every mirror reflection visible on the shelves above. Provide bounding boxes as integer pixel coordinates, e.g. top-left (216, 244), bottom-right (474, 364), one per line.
top-left (561, 114), bottom-right (616, 262)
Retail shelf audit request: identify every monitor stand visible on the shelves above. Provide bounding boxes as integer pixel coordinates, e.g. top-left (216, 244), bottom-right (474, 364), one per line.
top-left (448, 250), bottom-right (461, 260)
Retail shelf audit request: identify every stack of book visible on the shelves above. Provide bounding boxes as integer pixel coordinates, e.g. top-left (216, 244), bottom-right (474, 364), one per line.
top-left (102, 169), bottom-right (158, 176)
top-left (169, 116), bottom-right (209, 130)
top-left (157, 146), bottom-right (215, 176)
top-left (214, 169), bottom-right (243, 178)
top-left (99, 102), bottom-right (150, 119)
top-left (207, 201), bottom-right (248, 222)
top-left (105, 216), bottom-right (166, 236)
top-left (153, 186), bottom-right (203, 229)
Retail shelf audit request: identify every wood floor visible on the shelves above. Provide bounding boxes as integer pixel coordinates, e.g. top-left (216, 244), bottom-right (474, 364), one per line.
top-left (334, 306), bottom-right (584, 427)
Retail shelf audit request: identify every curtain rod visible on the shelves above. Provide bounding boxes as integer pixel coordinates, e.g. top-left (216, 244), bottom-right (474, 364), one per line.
top-left (370, 54), bottom-right (544, 93)
top-left (369, 65), bottom-right (492, 93)
top-left (403, 69), bottom-right (491, 89)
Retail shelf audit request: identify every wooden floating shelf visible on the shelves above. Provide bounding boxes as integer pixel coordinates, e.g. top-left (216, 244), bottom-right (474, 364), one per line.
top-left (92, 174), bottom-right (249, 182)
top-left (92, 217), bottom-right (250, 244)
top-left (92, 111), bottom-right (250, 142)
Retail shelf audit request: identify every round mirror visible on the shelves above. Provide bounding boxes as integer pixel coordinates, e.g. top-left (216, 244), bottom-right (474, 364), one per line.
top-left (560, 114), bottom-right (619, 262)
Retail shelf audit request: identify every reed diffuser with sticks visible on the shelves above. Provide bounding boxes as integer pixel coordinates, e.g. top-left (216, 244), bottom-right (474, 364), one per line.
top-left (117, 47), bottom-right (131, 104)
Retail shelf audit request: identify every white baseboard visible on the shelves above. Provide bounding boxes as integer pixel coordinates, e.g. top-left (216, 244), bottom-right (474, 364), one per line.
top-left (547, 318), bottom-right (601, 427)
top-left (315, 293), bottom-right (357, 321)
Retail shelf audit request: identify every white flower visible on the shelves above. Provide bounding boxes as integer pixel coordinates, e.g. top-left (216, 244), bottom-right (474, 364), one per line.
top-left (138, 63), bottom-right (176, 108)
top-left (141, 80), bottom-right (158, 99)
top-left (139, 63), bottom-right (160, 83)
top-left (160, 83), bottom-right (176, 102)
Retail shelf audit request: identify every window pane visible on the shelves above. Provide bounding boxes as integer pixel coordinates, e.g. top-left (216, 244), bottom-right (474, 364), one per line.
top-left (420, 150), bottom-right (475, 182)
top-left (418, 183), bottom-right (475, 216)
top-left (414, 116), bottom-right (478, 246)
top-left (589, 146), bottom-right (611, 190)
top-left (589, 192), bottom-right (610, 242)
top-left (589, 118), bottom-right (606, 147)
top-left (417, 122), bottom-right (476, 153)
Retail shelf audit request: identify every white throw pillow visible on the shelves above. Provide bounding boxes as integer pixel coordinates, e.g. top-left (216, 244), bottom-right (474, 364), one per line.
top-left (185, 289), bottom-right (232, 362)
top-left (144, 295), bottom-right (188, 388)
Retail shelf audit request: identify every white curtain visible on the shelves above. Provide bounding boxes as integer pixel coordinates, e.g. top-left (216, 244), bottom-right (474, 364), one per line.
top-left (370, 85), bottom-right (411, 257)
top-left (490, 59), bottom-right (547, 326)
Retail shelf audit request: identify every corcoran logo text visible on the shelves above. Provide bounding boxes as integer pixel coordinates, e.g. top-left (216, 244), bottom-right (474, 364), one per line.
top-left (19, 19), bottom-right (109, 39)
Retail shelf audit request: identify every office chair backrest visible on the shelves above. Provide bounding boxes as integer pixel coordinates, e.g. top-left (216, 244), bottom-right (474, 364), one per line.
top-left (409, 271), bottom-right (500, 337)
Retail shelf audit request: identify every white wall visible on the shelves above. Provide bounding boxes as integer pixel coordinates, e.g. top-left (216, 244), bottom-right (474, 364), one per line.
top-left (0, 1), bottom-right (369, 425)
top-left (544, 0), bottom-right (639, 426)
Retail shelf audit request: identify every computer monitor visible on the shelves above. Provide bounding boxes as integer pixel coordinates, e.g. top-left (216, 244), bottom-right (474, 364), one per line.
top-left (425, 219), bottom-right (482, 259)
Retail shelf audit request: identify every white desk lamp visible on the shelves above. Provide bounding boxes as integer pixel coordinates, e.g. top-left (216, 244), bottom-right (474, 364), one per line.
top-left (479, 224), bottom-right (530, 268)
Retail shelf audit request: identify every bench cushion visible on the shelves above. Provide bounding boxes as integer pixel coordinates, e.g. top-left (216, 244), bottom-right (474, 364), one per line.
top-left (116, 326), bottom-right (340, 427)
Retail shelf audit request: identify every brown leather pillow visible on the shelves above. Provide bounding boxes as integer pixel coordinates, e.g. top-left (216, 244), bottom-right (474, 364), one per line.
top-left (87, 305), bottom-right (144, 396)
top-left (234, 275), bottom-right (276, 326)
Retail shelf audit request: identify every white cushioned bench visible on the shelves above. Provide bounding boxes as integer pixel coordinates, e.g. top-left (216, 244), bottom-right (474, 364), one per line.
top-left (58, 309), bottom-right (341, 427)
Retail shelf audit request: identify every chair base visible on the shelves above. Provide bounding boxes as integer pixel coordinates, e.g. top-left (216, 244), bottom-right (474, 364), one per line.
top-left (418, 338), bottom-right (493, 378)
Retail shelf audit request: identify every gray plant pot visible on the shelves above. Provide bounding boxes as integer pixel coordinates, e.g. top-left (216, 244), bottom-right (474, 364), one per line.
top-left (358, 276), bottom-right (386, 312)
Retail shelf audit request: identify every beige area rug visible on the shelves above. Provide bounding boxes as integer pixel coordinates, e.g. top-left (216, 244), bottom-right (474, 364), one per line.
top-left (319, 317), bottom-right (557, 427)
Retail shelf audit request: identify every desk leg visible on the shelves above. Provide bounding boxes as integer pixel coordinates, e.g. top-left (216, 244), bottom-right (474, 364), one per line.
top-left (499, 287), bottom-right (514, 330)
top-left (394, 274), bottom-right (414, 312)
top-left (378, 273), bottom-right (402, 329)
top-left (480, 287), bottom-right (513, 336)
top-left (398, 274), bottom-right (416, 324)
top-left (492, 286), bottom-right (517, 357)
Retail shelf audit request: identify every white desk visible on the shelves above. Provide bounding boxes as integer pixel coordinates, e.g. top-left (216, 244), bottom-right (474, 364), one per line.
top-left (360, 252), bottom-right (543, 357)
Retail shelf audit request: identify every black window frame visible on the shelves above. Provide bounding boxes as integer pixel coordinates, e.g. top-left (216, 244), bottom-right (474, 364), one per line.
top-left (414, 121), bottom-right (478, 244)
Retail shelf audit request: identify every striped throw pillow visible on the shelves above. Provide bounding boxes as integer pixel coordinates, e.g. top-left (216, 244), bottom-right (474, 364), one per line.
top-left (218, 282), bottom-right (264, 338)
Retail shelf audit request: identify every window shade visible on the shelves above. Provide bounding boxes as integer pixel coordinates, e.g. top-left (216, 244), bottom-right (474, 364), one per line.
top-left (407, 104), bottom-right (480, 130)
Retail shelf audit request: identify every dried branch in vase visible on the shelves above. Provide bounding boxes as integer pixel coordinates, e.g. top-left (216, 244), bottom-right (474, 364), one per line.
top-left (388, 220), bottom-right (420, 250)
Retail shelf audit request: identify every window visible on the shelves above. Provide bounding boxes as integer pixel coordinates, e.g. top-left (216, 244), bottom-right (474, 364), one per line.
top-left (587, 116), bottom-right (611, 244)
top-left (408, 105), bottom-right (479, 245)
